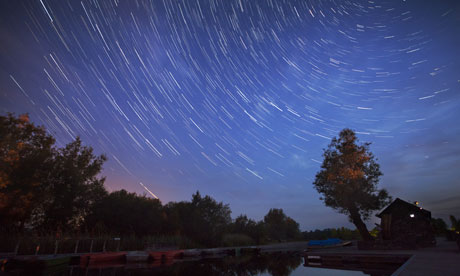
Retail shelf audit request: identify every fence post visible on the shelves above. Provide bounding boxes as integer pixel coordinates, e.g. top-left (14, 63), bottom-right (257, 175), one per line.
top-left (74, 240), bottom-right (80, 254)
top-left (89, 239), bottom-right (93, 253)
top-left (54, 240), bottom-right (59, 255)
top-left (14, 240), bottom-right (20, 256)
top-left (102, 240), bottom-right (106, 252)
top-left (35, 244), bottom-right (40, 255)
top-left (114, 238), bottom-right (120, 252)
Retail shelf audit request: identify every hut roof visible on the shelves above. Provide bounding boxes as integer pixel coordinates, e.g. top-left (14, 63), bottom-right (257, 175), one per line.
top-left (376, 198), bottom-right (431, 218)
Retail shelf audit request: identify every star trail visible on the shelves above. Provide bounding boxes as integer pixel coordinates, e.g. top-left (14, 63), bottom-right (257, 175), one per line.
top-left (1, 0), bottom-right (459, 229)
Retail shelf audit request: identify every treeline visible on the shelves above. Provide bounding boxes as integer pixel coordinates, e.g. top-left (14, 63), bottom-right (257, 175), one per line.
top-left (432, 216), bottom-right (460, 240)
top-left (85, 190), bottom-right (302, 247)
top-left (302, 227), bottom-right (361, 241)
top-left (0, 113), bottom-right (301, 248)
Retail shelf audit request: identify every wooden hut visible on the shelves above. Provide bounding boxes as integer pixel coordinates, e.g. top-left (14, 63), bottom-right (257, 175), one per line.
top-left (376, 198), bottom-right (435, 248)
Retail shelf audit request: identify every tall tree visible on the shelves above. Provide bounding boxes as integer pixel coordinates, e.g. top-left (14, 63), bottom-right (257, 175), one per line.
top-left (264, 208), bottom-right (300, 241)
top-left (85, 189), bottom-right (163, 236)
top-left (449, 215), bottom-right (459, 231)
top-left (313, 128), bottom-right (391, 241)
top-left (165, 191), bottom-right (231, 246)
top-left (190, 191), bottom-right (232, 246)
top-left (230, 214), bottom-right (266, 244)
top-left (0, 113), bottom-right (55, 230)
top-left (41, 137), bottom-right (107, 231)
top-left (431, 218), bottom-right (447, 236)
top-left (264, 208), bottom-right (287, 241)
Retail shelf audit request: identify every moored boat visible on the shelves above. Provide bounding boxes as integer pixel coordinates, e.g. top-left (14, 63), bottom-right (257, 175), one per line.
top-left (149, 250), bottom-right (184, 261)
top-left (307, 238), bottom-right (352, 249)
top-left (80, 252), bottom-right (126, 266)
top-left (6, 255), bottom-right (71, 270)
top-left (183, 249), bottom-right (201, 257)
top-left (126, 251), bottom-right (149, 263)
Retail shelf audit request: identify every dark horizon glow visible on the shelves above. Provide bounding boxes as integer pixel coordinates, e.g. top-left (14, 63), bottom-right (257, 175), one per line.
top-left (1, 0), bottom-right (459, 230)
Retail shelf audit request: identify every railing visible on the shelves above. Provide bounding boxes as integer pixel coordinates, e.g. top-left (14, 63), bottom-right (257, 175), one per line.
top-left (7, 238), bottom-right (121, 256)
top-left (0, 236), bottom-right (188, 256)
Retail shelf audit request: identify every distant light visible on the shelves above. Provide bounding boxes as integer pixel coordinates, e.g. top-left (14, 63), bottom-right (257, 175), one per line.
top-left (414, 201), bottom-right (419, 205)
top-left (410, 214), bottom-right (415, 218)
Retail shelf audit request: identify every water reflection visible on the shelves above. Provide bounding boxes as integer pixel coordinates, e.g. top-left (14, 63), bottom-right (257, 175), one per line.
top-left (5, 253), bottom-right (302, 276)
top-left (4, 252), bottom-right (400, 276)
top-left (161, 253), bottom-right (302, 276)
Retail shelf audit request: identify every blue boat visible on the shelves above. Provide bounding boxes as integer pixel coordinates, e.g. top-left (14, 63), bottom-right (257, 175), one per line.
top-left (307, 238), bottom-right (351, 248)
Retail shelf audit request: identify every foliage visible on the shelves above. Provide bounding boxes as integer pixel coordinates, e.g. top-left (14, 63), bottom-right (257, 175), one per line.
top-left (222, 233), bottom-right (254, 247)
top-left (85, 189), bottom-right (163, 236)
top-left (369, 227), bottom-right (379, 238)
top-left (0, 114), bottom-right (107, 232)
top-left (313, 128), bottom-right (391, 241)
top-left (1, 113), bottom-right (305, 248)
top-left (229, 215), bottom-right (267, 244)
top-left (449, 215), bottom-right (460, 231)
top-left (264, 208), bottom-right (301, 242)
top-left (163, 191), bottom-right (232, 247)
top-left (303, 227), bottom-right (361, 241)
top-left (0, 113), bottom-right (55, 230)
top-left (431, 218), bottom-right (447, 236)
top-left (39, 137), bottom-right (107, 231)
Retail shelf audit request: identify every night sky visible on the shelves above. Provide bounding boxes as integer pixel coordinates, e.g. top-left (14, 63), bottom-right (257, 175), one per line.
top-left (1, 0), bottom-right (459, 230)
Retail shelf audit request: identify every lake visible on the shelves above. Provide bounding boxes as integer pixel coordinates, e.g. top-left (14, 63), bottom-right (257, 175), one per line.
top-left (3, 251), bottom-right (402, 275)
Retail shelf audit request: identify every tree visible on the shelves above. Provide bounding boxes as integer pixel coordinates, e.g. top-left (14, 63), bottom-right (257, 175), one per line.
top-left (0, 113), bottom-right (108, 232)
top-left (190, 191), bottom-right (232, 246)
top-left (431, 218), bottom-right (447, 236)
top-left (313, 128), bottom-right (391, 241)
top-left (0, 113), bottom-right (55, 230)
top-left (164, 191), bottom-right (232, 247)
top-left (40, 137), bottom-right (107, 231)
top-left (230, 214), bottom-right (266, 244)
top-left (264, 208), bottom-right (301, 241)
top-left (85, 189), bottom-right (163, 236)
top-left (449, 215), bottom-right (459, 231)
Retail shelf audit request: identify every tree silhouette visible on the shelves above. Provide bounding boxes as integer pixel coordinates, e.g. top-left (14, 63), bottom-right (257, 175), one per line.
top-left (0, 113), bottom-right (107, 232)
top-left (313, 128), bottom-right (391, 241)
top-left (40, 137), bottom-right (107, 231)
top-left (0, 113), bottom-right (55, 230)
top-left (85, 189), bottom-right (163, 236)
top-left (264, 208), bottom-right (300, 241)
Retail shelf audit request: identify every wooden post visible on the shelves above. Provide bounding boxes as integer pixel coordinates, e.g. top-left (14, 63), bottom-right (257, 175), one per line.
top-left (114, 238), bottom-right (120, 252)
top-left (74, 240), bottom-right (80, 254)
top-left (89, 239), bottom-right (93, 253)
top-left (102, 240), bottom-right (106, 252)
top-left (35, 244), bottom-right (40, 255)
top-left (14, 240), bottom-right (20, 256)
top-left (54, 240), bottom-right (59, 255)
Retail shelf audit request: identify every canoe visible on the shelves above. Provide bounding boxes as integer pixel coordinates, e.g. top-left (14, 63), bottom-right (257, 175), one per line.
top-left (6, 256), bottom-right (71, 270)
top-left (307, 239), bottom-right (352, 249)
top-left (39, 256), bottom-right (71, 267)
top-left (149, 250), bottom-right (184, 261)
top-left (200, 248), bottom-right (223, 256)
top-left (183, 249), bottom-right (201, 257)
top-left (80, 252), bottom-right (126, 266)
top-left (126, 251), bottom-right (149, 263)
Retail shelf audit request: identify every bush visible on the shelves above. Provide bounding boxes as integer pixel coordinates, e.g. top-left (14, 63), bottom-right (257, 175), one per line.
top-left (222, 234), bottom-right (255, 247)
